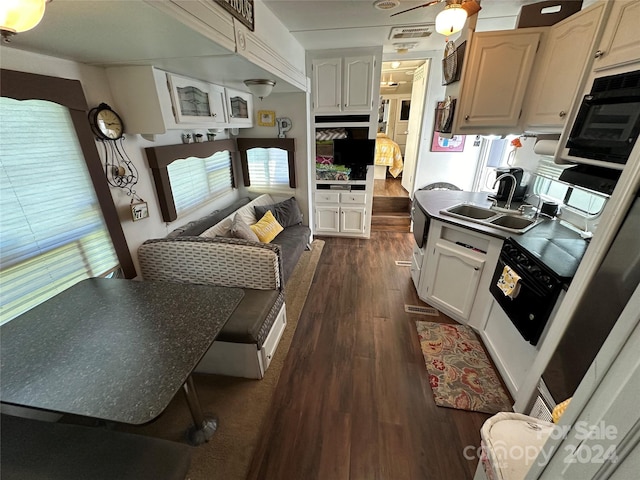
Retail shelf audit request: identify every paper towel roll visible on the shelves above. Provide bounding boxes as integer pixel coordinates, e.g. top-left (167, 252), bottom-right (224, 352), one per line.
top-left (534, 140), bottom-right (559, 156)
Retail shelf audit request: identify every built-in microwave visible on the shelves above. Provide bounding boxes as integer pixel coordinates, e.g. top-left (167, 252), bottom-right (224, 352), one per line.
top-left (560, 69), bottom-right (640, 170)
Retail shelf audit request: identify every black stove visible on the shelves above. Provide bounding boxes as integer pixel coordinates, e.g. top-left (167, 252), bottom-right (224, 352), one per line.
top-left (512, 236), bottom-right (588, 283)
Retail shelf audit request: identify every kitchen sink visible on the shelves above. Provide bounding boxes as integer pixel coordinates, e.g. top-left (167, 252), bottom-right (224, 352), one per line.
top-left (488, 215), bottom-right (537, 230)
top-left (440, 203), bottom-right (542, 234)
top-left (445, 204), bottom-right (497, 220)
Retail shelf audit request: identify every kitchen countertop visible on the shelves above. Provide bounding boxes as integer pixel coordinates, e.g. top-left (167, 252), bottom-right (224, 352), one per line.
top-left (413, 190), bottom-right (589, 282)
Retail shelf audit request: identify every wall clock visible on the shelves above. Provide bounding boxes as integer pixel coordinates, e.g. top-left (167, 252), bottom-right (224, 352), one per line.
top-left (88, 103), bottom-right (144, 217)
top-left (89, 103), bottom-right (124, 140)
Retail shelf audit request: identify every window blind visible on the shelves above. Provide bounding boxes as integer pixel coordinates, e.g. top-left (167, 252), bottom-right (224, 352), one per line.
top-left (0, 98), bottom-right (120, 324)
top-left (246, 148), bottom-right (290, 188)
top-left (167, 150), bottom-right (233, 214)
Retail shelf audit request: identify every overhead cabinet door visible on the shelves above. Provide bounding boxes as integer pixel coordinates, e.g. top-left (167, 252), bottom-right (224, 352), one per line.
top-left (457, 30), bottom-right (541, 131)
top-left (343, 55), bottom-right (374, 111)
top-left (312, 58), bottom-right (342, 113)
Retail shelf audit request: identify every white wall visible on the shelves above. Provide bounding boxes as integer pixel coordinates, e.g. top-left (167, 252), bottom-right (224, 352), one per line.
top-left (0, 47), bottom-right (309, 274)
top-left (411, 54), bottom-right (483, 192)
top-left (237, 91), bottom-right (311, 222)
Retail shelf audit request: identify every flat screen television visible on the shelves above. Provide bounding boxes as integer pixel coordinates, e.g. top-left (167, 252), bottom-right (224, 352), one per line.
top-left (333, 138), bottom-right (375, 180)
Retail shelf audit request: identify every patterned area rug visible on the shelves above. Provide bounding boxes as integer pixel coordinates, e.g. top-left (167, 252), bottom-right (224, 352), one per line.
top-left (415, 321), bottom-right (512, 414)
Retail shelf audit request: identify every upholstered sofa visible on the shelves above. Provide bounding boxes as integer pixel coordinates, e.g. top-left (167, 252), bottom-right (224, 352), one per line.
top-left (138, 194), bottom-right (311, 379)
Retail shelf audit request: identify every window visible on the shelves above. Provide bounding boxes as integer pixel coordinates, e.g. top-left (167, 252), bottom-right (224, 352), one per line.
top-left (533, 157), bottom-right (607, 215)
top-left (167, 150), bottom-right (233, 214)
top-left (246, 148), bottom-right (290, 188)
top-left (237, 138), bottom-right (296, 189)
top-left (145, 139), bottom-right (238, 222)
top-left (0, 98), bottom-right (120, 324)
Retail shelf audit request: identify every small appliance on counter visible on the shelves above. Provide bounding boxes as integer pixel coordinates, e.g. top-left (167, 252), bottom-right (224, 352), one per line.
top-left (490, 167), bottom-right (527, 203)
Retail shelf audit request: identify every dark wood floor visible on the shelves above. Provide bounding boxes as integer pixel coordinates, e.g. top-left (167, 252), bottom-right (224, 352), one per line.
top-left (247, 232), bottom-right (490, 480)
top-left (374, 177), bottom-right (408, 197)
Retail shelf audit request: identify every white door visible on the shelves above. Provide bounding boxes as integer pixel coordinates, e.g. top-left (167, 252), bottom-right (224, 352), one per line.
top-left (312, 58), bottom-right (342, 113)
top-left (315, 205), bottom-right (340, 233)
top-left (343, 55), bottom-right (374, 112)
top-left (393, 97), bottom-right (411, 155)
top-left (340, 206), bottom-right (366, 234)
top-left (402, 61), bottom-right (429, 195)
top-left (426, 241), bottom-right (484, 320)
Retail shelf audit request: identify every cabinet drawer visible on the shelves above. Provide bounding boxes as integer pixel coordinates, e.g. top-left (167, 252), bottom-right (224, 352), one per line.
top-left (315, 192), bottom-right (341, 203)
top-left (340, 192), bottom-right (366, 204)
top-left (261, 304), bottom-right (287, 371)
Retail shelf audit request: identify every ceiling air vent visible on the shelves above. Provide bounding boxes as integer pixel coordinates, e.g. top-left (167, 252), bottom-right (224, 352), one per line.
top-left (389, 26), bottom-right (432, 40)
top-left (373, 0), bottom-right (400, 10)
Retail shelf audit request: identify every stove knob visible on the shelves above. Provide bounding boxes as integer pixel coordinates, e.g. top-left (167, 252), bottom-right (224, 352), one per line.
top-left (529, 266), bottom-right (542, 276)
top-left (529, 314), bottom-right (535, 321)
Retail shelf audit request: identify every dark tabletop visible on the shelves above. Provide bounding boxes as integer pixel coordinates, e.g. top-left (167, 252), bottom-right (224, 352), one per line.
top-left (0, 278), bottom-right (243, 425)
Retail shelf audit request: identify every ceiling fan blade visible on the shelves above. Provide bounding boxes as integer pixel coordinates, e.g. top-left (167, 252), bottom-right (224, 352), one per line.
top-left (390, 0), bottom-right (443, 17)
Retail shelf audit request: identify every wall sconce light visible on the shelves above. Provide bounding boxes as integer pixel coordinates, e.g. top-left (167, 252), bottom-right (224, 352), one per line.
top-left (244, 79), bottom-right (276, 100)
top-left (0, 0), bottom-right (49, 42)
top-left (435, 3), bottom-right (468, 37)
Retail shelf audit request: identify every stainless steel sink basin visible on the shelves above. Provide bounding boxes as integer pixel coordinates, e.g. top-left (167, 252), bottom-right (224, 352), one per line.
top-left (445, 204), bottom-right (497, 220)
top-left (488, 215), bottom-right (537, 230)
top-left (440, 203), bottom-right (542, 234)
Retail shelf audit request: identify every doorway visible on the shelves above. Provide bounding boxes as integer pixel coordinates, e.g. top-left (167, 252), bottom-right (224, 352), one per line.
top-left (372, 59), bottom-right (427, 232)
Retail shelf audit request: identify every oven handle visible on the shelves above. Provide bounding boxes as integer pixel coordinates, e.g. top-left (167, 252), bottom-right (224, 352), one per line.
top-left (496, 257), bottom-right (548, 298)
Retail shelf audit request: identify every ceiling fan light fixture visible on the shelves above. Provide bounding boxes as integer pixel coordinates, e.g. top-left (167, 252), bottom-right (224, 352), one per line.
top-left (0, 0), bottom-right (48, 42)
top-left (435, 3), bottom-right (467, 36)
top-left (244, 79), bottom-right (276, 100)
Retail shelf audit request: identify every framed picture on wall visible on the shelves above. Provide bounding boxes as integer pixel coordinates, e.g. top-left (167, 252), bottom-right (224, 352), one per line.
top-left (431, 132), bottom-right (466, 152)
top-left (257, 110), bottom-right (276, 127)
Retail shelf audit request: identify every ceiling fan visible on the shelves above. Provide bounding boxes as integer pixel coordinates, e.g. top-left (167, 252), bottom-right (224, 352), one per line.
top-left (390, 0), bottom-right (481, 18)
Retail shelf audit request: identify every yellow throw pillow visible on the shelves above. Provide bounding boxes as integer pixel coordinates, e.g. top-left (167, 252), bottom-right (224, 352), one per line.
top-left (250, 210), bottom-right (284, 243)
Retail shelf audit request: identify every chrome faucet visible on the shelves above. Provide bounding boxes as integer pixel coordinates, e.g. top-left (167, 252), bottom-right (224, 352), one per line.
top-left (492, 173), bottom-right (517, 210)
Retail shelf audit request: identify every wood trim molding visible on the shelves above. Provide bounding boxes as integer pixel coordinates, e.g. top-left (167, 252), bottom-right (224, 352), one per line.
top-left (0, 69), bottom-right (136, 279)
top-left (236, 138), bottom-right (296, 188)
top-left (145, 139), bottom-right (238, 222)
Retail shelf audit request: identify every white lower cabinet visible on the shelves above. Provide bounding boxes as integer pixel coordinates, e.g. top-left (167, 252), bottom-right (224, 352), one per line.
top-left (418, 219), bottom-right (503, 326)
top-left (423, 240), bottom-right (485, 320)
top-left (313, 172), bottom-right (373, 238)
top-left (411, 244), bottom-right (425, 290)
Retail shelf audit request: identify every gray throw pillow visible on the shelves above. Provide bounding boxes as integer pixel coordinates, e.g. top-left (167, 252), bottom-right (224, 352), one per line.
top-left (254, 197), bottom-right (303, 228)
top-left (230, 213), bottom-right (259, 242)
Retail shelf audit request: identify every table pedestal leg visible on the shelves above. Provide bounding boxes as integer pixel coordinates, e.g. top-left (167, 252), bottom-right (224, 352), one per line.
top-left (182, 375), bottom-right (217, 445)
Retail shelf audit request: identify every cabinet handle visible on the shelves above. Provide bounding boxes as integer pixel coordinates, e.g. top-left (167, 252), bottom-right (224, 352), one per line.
top-left (594, 49), bottom-right (604, 58)
top-left (474, 267), bottom-right (480, 271)
top-left (559, 110), bottom-right (566, 118)
top-left (464, 115), bottom-right (470, 121)
top-left (211, 113), bottom-right (217, 117)
top-left (337, 104), bottom-right (340, 107)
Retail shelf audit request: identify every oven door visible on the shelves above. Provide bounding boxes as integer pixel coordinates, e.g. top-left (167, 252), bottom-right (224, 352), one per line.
top-left (489, 256), bottom-right (559, 346)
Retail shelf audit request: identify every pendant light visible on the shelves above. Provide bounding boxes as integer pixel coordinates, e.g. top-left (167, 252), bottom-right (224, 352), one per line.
top-left (435, 3), bottom-right (468, 37)
top-left (0, 0), bottom-right (49, 42)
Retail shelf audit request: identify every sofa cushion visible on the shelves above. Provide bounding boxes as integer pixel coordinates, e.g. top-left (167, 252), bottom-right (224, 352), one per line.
top-left (271, 224), bottom-right (311, 282)
top-left (0, 414), bottom-right (191, 480)
top-left (254, 197), bottom-right (304, 228)
top-left (171, 197), bottom-right (251, 238)
top-left (230, 214), bottom-right (259, 242)
top-left (218, 289), bottom-right (283, 345)
top-left (250, 211), bottom-right (284, 243)
top-left (201, 194), bottom-right (274, 238)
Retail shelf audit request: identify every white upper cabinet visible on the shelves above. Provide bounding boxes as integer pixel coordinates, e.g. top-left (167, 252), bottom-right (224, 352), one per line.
top-left (590, 0), bottom-right (640, 73)
top-left (106, 66), bottom-right (253, 135)
top-left (342, 56), bottom-right (375, 112)
top-left (524, 2), bottom-right (608, 132)
top-left (312, 55), bottom-right (375, 113)
top-left (225, 87), bottom-right (254, 126)
top-left (167, 73), bottom-right (227, 126)
top-left (454, 29), bottom-right (543, 134)
top-left (312, 58), bottom-right (342, 113)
